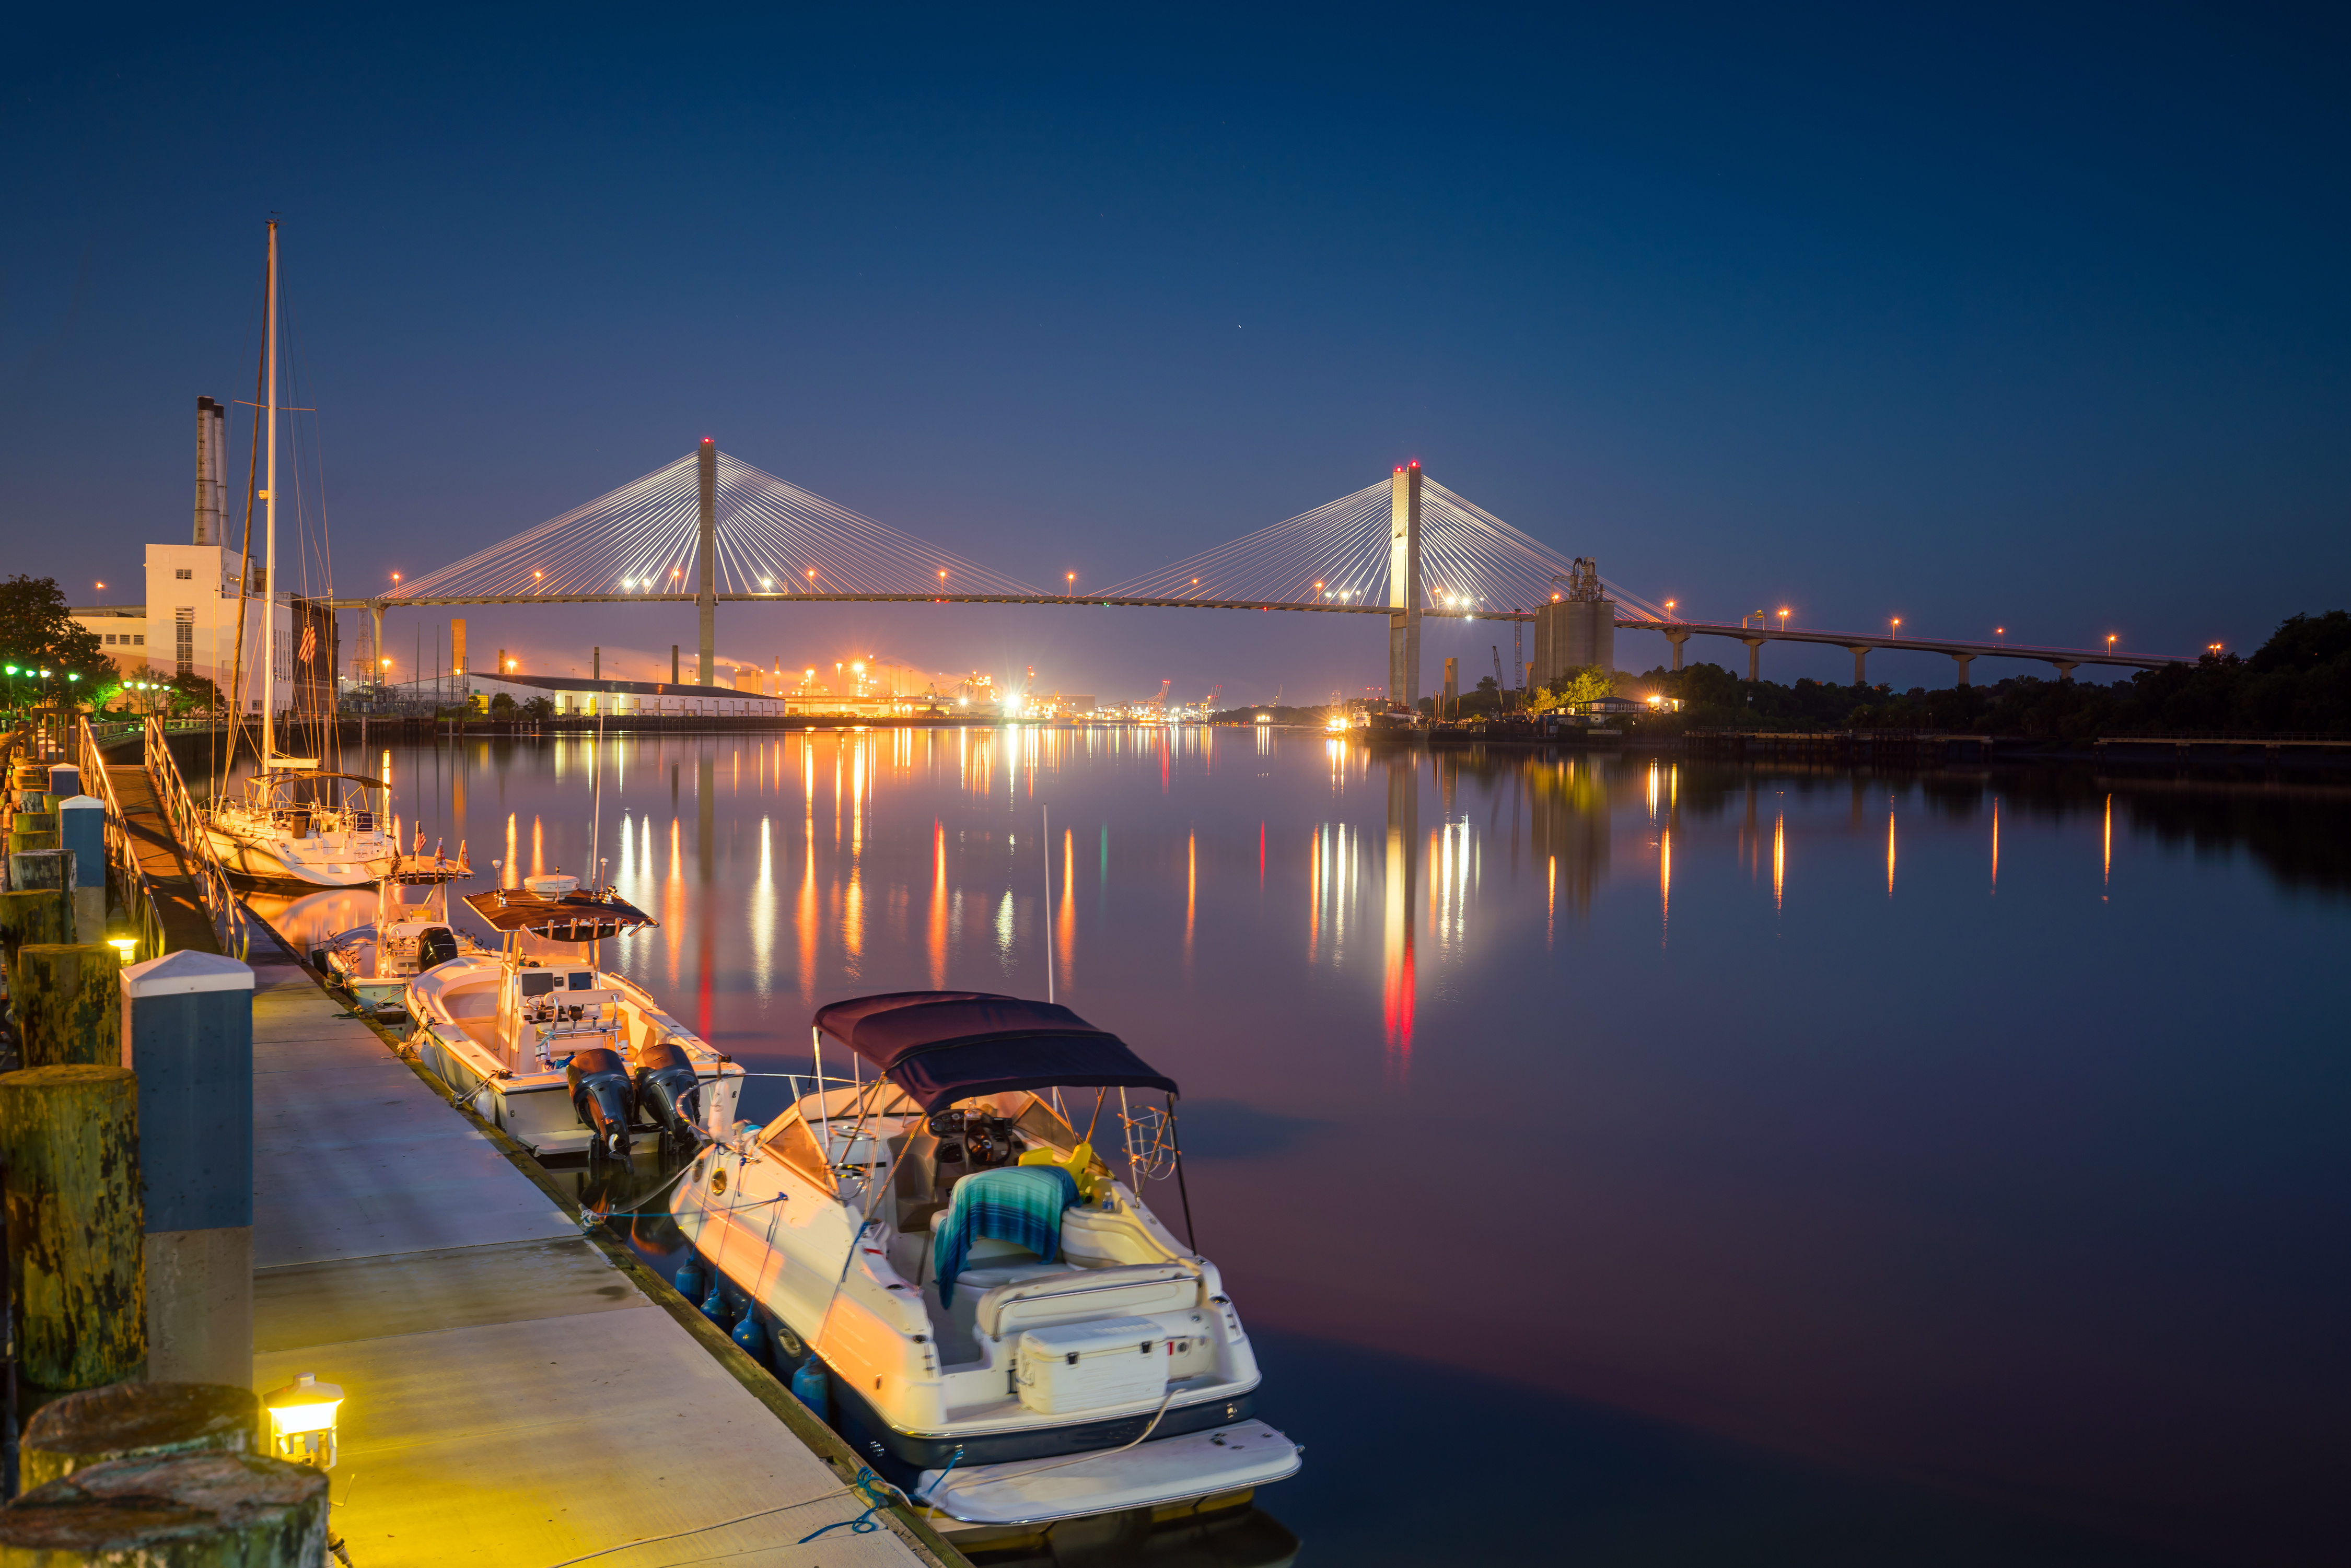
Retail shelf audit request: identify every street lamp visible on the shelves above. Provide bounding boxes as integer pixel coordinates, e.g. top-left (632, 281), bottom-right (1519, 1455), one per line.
top-left (1778, 607), bottom-right (1790, 631)
top-left (1890, 617), bottom-right (1902, 638)
top-left (2106, 634), bottom-right (2117, 654)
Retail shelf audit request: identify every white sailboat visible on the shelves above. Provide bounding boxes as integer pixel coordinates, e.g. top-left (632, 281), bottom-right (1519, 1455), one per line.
top-left (204, 219), bottom-right (397, 886)
top-left (671, 992), bottom-right (1299, 1550)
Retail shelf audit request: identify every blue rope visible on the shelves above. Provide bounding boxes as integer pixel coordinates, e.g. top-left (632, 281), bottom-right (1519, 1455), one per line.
top-left (915, 1445), bottom-right (967, 1507)
top-left (796, 1467), bottom-right (897, 1542)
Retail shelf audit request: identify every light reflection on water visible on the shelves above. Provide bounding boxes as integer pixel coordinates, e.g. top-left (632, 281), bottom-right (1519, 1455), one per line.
top-left (240, 729), bottom-right (2348, 1567)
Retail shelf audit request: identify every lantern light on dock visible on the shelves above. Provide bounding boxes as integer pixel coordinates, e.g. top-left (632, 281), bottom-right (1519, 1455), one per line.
top-left (265, 1373), bottom-right (345, 1469)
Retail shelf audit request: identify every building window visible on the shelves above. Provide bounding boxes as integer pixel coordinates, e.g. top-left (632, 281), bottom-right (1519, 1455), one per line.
top-left (174, 568), bottom-right (193, 580)
top-left (133, 634), bottom-right (144, 646)
top-left (174, 607), bottom-right (195, 675)
top-left (103, 633), bottom-right (115, 645)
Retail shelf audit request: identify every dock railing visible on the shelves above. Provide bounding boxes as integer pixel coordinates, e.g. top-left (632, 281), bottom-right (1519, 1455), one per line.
top-left (135, 715), bottom-right (252, 959)
top-left (75, 716), bottom-right (177, 958)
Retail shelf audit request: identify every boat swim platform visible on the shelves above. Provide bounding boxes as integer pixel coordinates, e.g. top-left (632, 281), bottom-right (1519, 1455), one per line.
top-left (246, 926), bottom-right (961, 1567)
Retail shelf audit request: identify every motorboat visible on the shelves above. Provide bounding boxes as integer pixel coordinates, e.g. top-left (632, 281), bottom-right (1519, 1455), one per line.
top-left (313, 845), bottom-right (482, 1019)
top-left (671, 991), bottom-right (1299, 1551)
top-left (206, 766), bottom-right (398, 886)
top-left (404, 872), bottom-right (743, 1159)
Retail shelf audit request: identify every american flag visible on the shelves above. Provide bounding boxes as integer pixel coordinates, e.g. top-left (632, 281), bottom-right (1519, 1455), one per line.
top-left (298, 623), bottom-right (316, 664)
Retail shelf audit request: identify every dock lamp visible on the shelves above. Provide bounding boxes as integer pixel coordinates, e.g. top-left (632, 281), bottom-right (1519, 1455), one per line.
top-left (265, 1373), bottom-right (345, 1469)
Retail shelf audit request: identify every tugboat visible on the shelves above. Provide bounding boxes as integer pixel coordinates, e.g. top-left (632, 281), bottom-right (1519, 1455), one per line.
top-left (672, 991), bottom-right (1300, 1553)
top-left (313, 838), bottom-right (479, 1020)
top-left (404, 871), bottom-right (743, 1159)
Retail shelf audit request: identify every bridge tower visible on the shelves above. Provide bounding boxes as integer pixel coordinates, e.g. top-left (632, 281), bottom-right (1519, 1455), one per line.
top-left (1388, 462), bottom-right (1422, 709)
top-left (697, 438), bottom-right (717, 686)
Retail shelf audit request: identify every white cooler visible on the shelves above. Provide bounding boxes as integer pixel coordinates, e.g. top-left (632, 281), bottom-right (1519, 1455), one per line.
top-left (1014, 1315), bottom-right (1169, 1414)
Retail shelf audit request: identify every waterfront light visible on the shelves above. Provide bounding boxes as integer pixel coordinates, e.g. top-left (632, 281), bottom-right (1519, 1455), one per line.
top-left (265, 1373), bottom-right (345, 1470)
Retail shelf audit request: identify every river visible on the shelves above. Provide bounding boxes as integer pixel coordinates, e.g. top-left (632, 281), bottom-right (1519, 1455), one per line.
top-left (243, 727), bottom-right (2348, 1566)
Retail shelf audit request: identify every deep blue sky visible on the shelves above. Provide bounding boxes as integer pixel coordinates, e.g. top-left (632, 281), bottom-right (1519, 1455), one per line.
top-left (5, 3), bottom-right (2345, 701)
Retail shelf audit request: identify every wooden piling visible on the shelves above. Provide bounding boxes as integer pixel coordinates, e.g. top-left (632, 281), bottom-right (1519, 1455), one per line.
top-left (19, 1382), bottom-right (262, 1492)
top-left (0, 892), bottom-right (73, 977)
top-left (11, 945), bottom-right (121, 1068)
top-left (6, 829), bottom-right (59, 857)
top-left (0, 1064), bottom-right (145, 1389)
top-left (0, 1451), bottom-right (327, 1566)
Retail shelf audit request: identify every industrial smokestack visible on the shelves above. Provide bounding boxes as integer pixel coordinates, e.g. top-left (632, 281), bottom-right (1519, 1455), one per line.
top-left (193, 396), bottom-right (226, 545)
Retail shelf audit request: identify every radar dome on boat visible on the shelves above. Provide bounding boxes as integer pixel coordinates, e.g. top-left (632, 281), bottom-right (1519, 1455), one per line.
top-left (524, 872), bottom-right (579, 897)
top-left (813, 991), bottom-right (1178, 1113)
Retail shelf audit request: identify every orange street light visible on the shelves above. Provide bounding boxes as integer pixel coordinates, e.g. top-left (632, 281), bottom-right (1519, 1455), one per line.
top-left (390, 572), bottom-right (402, 583)
top-left (1778, 607), bottom-right (1790, 631)
top-left (1891, 617), bottom-right (1902, 637)
top-left (2107, 634), bottom-right (2117, 653)
top-left (938, 569), bottom-right (948, 579)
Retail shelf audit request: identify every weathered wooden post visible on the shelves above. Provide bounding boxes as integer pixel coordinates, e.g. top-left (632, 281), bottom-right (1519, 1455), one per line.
top-left (12, 945), bottom-right (121, 1069)
top-left (122, 952), bottom-right (253, 1386)
top-left (19, 1382), bottom-right (261, 1491)
top-left (5, 812), bottom-right (57, 857)
top-left (0, 1450), bottom-right (327, 1565)
top-left (0, 890), bottom-right (73, 981)
top-left (0, 1064), bottom-right (145, 1390)
top-left (54, 797), bottom-right (104, 945)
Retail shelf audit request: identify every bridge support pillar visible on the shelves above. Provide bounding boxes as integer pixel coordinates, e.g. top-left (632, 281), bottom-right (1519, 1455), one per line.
top-left (1388, 463), bottom-right (1422, 708)
top-left (696, 438), bottom-right (717, 687)
top-left (1952, 652), bottom-right (1973, 687)
top-left (369, 601), bottom-right (384, 683)
top-left (1743, 637), bottom-right (1764, 682)
top-left (2049, 659), bottom-right (2077, 682)
top-left (1848, 645), bottom-right (1870, 685)
top-left (1665, 629), bottom-right (1689, 671)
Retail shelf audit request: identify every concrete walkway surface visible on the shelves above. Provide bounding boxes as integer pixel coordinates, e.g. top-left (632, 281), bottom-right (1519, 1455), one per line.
top-left (246, 934), bottom-right (950, 1567)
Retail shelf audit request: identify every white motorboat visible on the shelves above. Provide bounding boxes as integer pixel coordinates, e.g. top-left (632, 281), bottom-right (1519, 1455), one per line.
top-left (671, 991), bottom-right (1299, 1549)
top-left (313, 847), bottom-right (481, 1018)
top-left (404, 872), bottom-right (743, 1159)
top-left (207, 767), bottom-right (399, 886)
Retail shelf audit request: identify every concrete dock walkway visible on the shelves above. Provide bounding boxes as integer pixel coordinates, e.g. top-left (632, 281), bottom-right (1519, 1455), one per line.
top-left (245, 932), bottom-right (953, 1567)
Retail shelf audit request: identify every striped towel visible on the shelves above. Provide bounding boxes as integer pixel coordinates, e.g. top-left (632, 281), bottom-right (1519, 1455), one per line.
top-left (934, 1165), bottom-right (1080, 1305)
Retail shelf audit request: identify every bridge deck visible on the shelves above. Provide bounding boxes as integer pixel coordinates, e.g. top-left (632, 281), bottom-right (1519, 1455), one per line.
top-left (107, 762), bottom-right (220, 954)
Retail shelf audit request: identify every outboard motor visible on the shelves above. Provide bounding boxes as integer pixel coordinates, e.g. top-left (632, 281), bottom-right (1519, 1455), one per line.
top-left (565, 1047), bottom-right (633, 1161)
top-left (634, 1039), bottom-right (703, 1146)
top-left (415, 927), bottom-right (461, 972)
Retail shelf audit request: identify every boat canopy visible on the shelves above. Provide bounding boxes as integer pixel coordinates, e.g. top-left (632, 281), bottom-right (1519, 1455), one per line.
top-left (813, 991), bottom-right (1178, 1113)
top-left (463, 886), bottom-right (656, 940)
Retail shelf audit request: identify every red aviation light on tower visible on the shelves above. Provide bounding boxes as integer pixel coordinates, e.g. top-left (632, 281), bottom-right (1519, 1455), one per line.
top-left (1409, 460), bottom-right (1419, 469)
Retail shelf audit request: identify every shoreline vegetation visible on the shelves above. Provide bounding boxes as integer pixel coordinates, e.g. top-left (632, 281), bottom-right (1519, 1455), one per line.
top-left (1228, 611), bottom-right (2351, 744)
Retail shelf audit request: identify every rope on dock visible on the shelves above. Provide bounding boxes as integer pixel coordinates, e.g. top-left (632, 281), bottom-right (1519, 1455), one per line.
top-left (534, 1467), bottom-right (902, 1567)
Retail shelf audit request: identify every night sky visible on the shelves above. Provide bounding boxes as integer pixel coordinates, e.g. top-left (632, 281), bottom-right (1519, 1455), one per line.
top-left (6, 4), bottom-right (2345, 702)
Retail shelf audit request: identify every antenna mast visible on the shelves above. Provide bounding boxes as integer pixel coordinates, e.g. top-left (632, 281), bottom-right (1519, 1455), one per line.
top-left (262, 219), bottom-right (280, 763)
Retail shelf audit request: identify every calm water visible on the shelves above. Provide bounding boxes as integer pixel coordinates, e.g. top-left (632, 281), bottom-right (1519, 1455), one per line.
top-left (243, 729), bottom-right (2348, 1566)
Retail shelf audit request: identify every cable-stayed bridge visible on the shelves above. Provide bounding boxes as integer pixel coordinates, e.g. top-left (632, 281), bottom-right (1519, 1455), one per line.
top-left (365, 441), bottom-right (2187, 700)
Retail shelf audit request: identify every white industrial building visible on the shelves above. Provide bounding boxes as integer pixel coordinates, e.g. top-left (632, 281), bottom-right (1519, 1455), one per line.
top-left (71, 397), bottom-right (295, 712)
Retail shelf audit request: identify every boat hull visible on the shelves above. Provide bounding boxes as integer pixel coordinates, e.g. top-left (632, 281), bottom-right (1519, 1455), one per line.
top-left (208, 826), bottom-right (391, 887)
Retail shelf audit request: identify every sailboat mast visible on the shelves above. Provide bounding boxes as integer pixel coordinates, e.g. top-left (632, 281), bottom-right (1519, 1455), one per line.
top-left (262, 219), bottom-right (280, 763)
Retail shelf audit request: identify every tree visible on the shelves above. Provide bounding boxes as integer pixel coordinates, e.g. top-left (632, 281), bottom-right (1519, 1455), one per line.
top-left (0, 576), bottom-right (113, 710)
top-left (163, 673), bottom-right (223, 717)
top-left (1529, 665), bottom-right (1617, 711)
